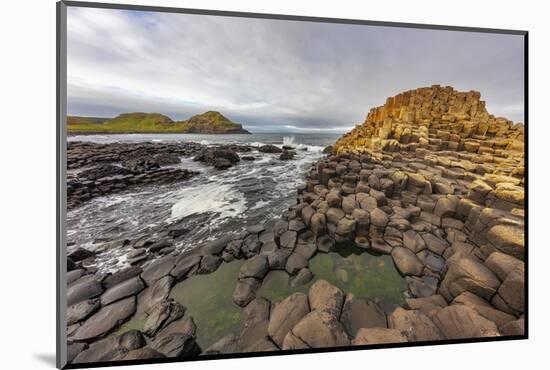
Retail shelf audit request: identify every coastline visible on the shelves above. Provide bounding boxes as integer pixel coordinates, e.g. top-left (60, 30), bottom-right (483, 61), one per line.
top-left (65, 86), bottom-right (525, 364)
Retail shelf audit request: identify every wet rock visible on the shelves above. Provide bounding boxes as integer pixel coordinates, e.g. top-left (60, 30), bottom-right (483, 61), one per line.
top-left (194, 147), bottom-right (240, 169)
top-left (156, 315), bottom-right (197, 338)
top-left (136, 276), bottom-right (174, 315)
top-left (295, 242), bottom-right (317, 260)
top-left (101, 276), bottom-right (145, 306)
top-left (308, 279), bottom-right (344, 318)
top-left (143, 299), bottom-right (185, 337)
top-left (391, 247), bottom-right (424, 276)
top-left (201, 235), bottom-right (234, 255)
top-left (433, 305), bottom-right (500, 339)
top-left (72, 297), bottom-right (136, 342)
top-left (341, 294), bottom-right (387, 336)
top-left (285, 252), bottom-right (309, 275)
top-left (67, 278), bottom-right (104, 307)
top-left (119, 330), bottom-right (146, 350)
top-left (259, 144), bottom-right (283, 153)
top-left (68, 248), bottom-right (95, 262)
top-left (242, 233), bottom-right (262, 256)
top-left (279, 150), bottom-right (296, 160)
top-left (103, 266), bottom-right (142, 289)
top-left (67, 299), bottom-right (101, 325)
top-left (141, 255), bottom-right (176, 286)
top-left (171, 255), bottom-right (201, 280)
top-left (267, 248), bottom-right (292, 270)
top-left (291, 268), bottom-right (313, 287)
top-left (239, 255), bottom-right (269, 279)
top-left (388, 307), bottom-right (443, 341)
top-left (233, 278), bottom-right (261, 307)
top-left (268, 292), bottom-right (310, 347)
top-left (67, 342), bottom-right (88, 363)
top-left (316, 235), bottom-right (335, 253)
top-left (197, 255), bottom-right (222, 274)
top-left (122, 158), bottom-right (160, 173)
top-left (352, 327), bottom-right (408, 345)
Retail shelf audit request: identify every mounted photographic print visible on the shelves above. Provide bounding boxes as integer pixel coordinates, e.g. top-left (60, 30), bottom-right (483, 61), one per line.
top-left (56, 1), bottom-right (527, 368)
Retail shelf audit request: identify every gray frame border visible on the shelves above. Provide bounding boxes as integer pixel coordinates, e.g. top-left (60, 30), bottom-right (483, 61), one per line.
top-left (56, 1), bottom-right (68, 368)
top-left (56, 1), bottom-right (528, 369)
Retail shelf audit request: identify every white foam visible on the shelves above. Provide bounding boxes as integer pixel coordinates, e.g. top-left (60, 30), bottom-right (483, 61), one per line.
top-left (170, 182), bottom-right (246, 221)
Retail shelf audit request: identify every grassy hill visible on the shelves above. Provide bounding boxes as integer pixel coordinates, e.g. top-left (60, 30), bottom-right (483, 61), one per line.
top-left (67, 111), bottom-right (250, 134)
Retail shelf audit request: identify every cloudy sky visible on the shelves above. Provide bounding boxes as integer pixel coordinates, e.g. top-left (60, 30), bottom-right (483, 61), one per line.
top-left (67, 7), bottom-right (525, 133)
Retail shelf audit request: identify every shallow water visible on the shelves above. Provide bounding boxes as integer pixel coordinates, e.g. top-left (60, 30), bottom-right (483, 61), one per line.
top-left (258, 246), bottom-right (405, 305)
top-left (169, 260), bottom-right (244, 349)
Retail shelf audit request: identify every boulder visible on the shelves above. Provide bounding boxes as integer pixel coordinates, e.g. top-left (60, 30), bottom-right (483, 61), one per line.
top-left (279, 230), bottom-right (297, 250)
top-left (100, 276), bottom-right (145, 306)
top-left (171, 255), bottom-right (201, 280)
top-left (433, 305), bottom-right (500, 339)
top-left (202, 334), bottom-right (239, 355)
top-left (197, 255), bottom-right (222, 274)
top-left (291, 268), bottom-right (313, 287)
top-left (67, 278), bottom-right (104, 307)
top-left (500, 318), bottom-right (525, 336)
top-left (103, 266), bottom-right (142, 289)
top-left (267, 292), bottom-right (310, 347)
top-left (233, 278), bottom-right (261, 307)
top-left (403, 230), bottom-right (427, 253)
top-left (150, 333), bottom-right (199, 357)
top-left (266, 248), bottom-right (292, 270)
top-left (67, 299), bottom-right (101, 325)
top-left (283, 310), bottom-right (349, 349)
top-left (484, 252), bottom-right (523, 281)
top-left (141, 255), bottom-right (176, 286)
top-left (370, 208), bottom-right (389, 228)
top-left (340, 294), bottom-right (387, 336)
top-left (487, 224), bottom-right (525, 260)
top-left (259, 144), bottom-right (283, 153)
top-left (72, 297), bottom-right (136, 342)
top-left (391, 247), bottom-right (424, 276)
top-left (441, 254), bottom-right (500, 300)
top-left (452, 292), bottom-right (515, 327)
top-left (387, 307), bottom-right (443, 341)
top-left (496, 264), bottom-right (525, 314)
top-left (239, 255), bottom-right (269, 279)
top-left (143, 299), bottom-right (185, 337)
top-left (421, 233), bottom-right (449, 255)
top-left (285, 252), bottom-right (309, 275)
top-left (308, 279), bottom-right (344, 318)
top-left (136, 276), bottom-right (174, 315)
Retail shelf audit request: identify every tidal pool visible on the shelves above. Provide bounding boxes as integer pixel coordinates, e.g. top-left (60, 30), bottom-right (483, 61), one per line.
top-left (169, 259), bottom-right (244, 349)
top-left (257, 245), bottom-right (405, 305)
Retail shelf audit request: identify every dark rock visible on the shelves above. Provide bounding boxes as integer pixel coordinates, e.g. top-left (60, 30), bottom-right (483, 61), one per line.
top-left (136, 276), bottom-right (174, 315)
top-left (79, 164), bottom-right (132, 181)
top-left (150, 333), bottom-right (199, 357)
top-left (201, 235), bottom-right (234, 255)
top-left (290, 268), bottom-right (313, 287)
top-left (67, 278), bottom-right (104, 306)
top-left (285, 252), bottom-right (309, 274)
top-left (122, 347), bottom-right (165, 360)
top-left (267, 248), bottom-right (292, 270)
top-left (259, 144), bottom-right (283, 153)
top-left (68, 248), bottom-right (95, 262)
top-left (279, 150), bottom-right (296, 160)
top-left (67, 299), bottom-right (101, 325)
top-left (197, 255), bottom-right (222, 274)
top-left (239, 255), bottom-right (269, 279)
top-left (141, 255), bottom-right (176, 285)
top-left (122, 157), bottom-right (160, 173)
top-left (233, 278), bottom-right (261, 307)
top-left (143, 299), bottom-right (186, 337)
top-left (279, 230), bottom-right (297, 249)
top-left (171, 255), bottom-right (201, 280)
top-left (72, 297), bottom-right (136, 342)
top-left (103, 266), bottom-right (143, 289)
top-left (101, 276), bottom-right (145, 306)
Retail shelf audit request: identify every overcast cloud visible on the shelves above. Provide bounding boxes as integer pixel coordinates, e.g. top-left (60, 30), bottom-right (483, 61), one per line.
top-left (67, 7), bottom-right (525, 133)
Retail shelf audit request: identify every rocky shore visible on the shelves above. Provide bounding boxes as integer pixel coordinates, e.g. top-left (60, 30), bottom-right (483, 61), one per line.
top-left (65, 86), bottom-right (525, 365)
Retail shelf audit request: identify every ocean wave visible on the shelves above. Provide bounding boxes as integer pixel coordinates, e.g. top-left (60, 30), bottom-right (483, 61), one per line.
top-left (170, 182), bottom-right (246, 221)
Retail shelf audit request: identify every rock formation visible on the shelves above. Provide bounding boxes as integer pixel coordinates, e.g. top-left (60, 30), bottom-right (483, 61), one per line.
top-left (65, 86), bottom-right (525, 365)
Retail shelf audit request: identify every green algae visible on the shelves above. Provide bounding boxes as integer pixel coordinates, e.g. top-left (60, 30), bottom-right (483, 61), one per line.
top-left (110, 313), bottom-right (148, 337)
top-left (258, 244), bottom-right (405, 305)
top-left (169, 259), bottom-right (244, 349)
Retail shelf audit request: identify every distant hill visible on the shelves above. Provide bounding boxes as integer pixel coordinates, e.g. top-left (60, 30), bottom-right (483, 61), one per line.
top-left (67, 116), bottom-right (110, 125)
top-left (67, 111), bottom-right (250, 134)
